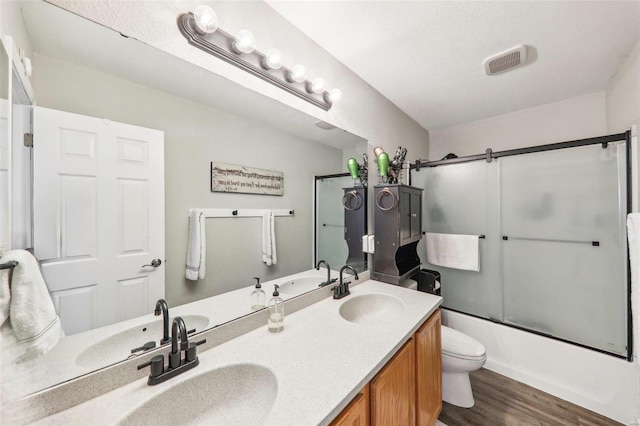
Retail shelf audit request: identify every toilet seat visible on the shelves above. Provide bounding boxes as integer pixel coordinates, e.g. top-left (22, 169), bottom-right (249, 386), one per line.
top-left (441, 326), bottom-right (486, 361)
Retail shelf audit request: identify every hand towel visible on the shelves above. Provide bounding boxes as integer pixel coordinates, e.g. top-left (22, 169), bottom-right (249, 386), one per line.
top-left (627, 213), bottom-right (639, 364)
top-left (426, 232), bottom-right (480, 272)
top-left (269, 210), bottom-right (277, 266)
top-left (0, 250), bottom-right (63, 361)
top-left (262, 210), bottom-right (277, 266)
top-left (262, 210), bottom-right (271, 265)
top-left (186, 209), bottom-right (206, 280)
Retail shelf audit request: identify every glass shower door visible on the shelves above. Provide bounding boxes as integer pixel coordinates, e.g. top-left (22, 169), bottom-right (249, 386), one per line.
top-left (315, 175), bottom-right (352, 269)
top-left (415, 160), bottom-right (502, 320)
top-left (500, 143), bottom-right (628, 355)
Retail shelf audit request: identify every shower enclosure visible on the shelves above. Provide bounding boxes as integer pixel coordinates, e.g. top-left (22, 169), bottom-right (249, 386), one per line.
top-left (411, 132), bottom-right (632, 359)
top-left (315, 173), bottom-right (368, 273)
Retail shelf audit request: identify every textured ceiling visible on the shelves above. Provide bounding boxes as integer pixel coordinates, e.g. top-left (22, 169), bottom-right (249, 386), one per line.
top-left (266, 1), bottom-right (640, 130)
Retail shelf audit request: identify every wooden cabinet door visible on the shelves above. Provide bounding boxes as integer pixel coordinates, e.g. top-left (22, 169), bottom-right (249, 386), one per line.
top-left (416, 310), bottom-right (442, 425)
top-left (331, 384), bottom-right (370, 426)
top-left (371, 338), bottom-right (416, 426)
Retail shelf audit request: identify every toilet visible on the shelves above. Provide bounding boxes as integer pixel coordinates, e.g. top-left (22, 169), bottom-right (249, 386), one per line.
top-left (400, 280), bottom-right (486, 408)
top-left (440, 325), bottom-right (486, 408)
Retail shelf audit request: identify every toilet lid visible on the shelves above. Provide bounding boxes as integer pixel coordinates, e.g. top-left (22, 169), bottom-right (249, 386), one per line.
top-left (441, 326), bottom-right (486, 359)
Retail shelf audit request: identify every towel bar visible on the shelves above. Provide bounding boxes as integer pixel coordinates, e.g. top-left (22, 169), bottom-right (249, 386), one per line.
top-left (0, 261), bottom-right (18, 270)
top-left (502, 236), bottom-right (599, 246)
top-left (189, 209), bottom-right (294, 219)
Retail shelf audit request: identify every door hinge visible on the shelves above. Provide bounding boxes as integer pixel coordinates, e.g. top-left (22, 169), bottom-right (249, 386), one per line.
top-left (24, 133), bottom-right (33, 147)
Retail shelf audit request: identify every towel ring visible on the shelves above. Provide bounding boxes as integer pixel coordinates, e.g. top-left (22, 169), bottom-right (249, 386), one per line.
top-left (375, 187), bottom-right (397, 211)
top-left (342, 190), bottom-right (363, 211)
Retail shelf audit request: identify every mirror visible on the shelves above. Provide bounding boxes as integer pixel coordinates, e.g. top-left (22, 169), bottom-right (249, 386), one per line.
top-left (1, 0), bottom-right (368, 400)
top-left (315, 174), bottom-right (368, 273)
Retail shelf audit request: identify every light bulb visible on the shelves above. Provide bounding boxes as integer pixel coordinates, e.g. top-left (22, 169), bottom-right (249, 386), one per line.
top-left (232, 29), bottom-right (256, 54)
top-left (263, 48), bottom-right (284, 70)
top-left (288, 64), bottom-right (306, 83)
top-left (307, 77), bottom-right (326, 94)
top-left (325, 88), bottom-right (343, 104)
top-left (193, 5), bottom-right (218, 34)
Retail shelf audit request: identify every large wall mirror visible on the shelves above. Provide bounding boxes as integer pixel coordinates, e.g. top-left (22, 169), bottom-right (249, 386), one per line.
top-left (0, 0), bottom-right (368, 401)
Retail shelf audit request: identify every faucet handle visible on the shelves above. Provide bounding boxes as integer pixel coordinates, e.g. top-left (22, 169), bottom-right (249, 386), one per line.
top-left (332, 283), bottom-right (351, 300)
top-left (138, 354), bottom-right (165, 379)
top-left (332, 285), bottom-right (342, 299)
top-left (186, 339), bottom-right (207, 363)
top-left (130, 341), bottom-right (156, 354)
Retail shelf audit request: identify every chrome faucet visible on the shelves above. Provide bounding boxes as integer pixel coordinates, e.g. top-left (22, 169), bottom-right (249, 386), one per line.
top-left (334, 265), bottom-right (359, 299)
top-left (154, 299), bottom-right (171, 344)
top-left (316, 260), bottom-right (337, 287)
top-left (137, 316), bottom-right (206, 385)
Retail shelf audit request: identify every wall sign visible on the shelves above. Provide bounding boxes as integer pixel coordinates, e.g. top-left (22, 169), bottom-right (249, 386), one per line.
top-left (210, 162), bottom-right (284, 196)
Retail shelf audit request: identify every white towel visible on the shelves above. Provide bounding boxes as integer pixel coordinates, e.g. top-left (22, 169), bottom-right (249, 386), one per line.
top-left (262, 210), bottom-right (277, 266)
top-left (627, 213), bottom-right (640, 364)
top-left (426, 232), bottom-right (480, 272)
top-left (186, 209), bottom-right (206, 281)
top-left (270, 211), bottom-right (277, 266)
top-left (0, 250), bottom-right (63, 362)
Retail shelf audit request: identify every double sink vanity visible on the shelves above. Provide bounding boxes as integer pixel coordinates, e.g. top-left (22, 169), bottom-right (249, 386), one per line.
top-left (9, 274), bottom-right (442, 425)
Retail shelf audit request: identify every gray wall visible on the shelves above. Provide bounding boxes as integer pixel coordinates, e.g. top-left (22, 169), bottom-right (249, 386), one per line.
top-left (46, 0), bottom-right (430, 164)
top-left (33, 53), bottom-right (344, 307)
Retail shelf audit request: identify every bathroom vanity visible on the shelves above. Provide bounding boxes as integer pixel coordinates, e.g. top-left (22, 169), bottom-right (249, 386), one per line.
top-left (20, 280), bottom-right (442, 425)
top-left (333, 308), bottom-right (441, 425)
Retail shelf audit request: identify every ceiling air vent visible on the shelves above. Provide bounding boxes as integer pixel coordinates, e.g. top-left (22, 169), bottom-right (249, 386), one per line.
top-left (484, 45), bottom-right (528, 75)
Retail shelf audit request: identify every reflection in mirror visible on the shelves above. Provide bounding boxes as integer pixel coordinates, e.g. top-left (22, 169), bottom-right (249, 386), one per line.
top-left (0, 41), bottom-right (8, 249)
top-left (0, 0), bottom-right (368, 401)
top-left (315, 173), bottom-right (368, 273)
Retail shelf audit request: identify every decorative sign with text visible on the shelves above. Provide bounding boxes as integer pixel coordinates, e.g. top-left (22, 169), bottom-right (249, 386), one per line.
top-left (210, 162), bottom-right (284, 196)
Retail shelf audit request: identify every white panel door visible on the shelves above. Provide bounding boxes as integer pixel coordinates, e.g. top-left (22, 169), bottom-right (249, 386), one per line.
top-left (33, 107), bottom-right (164, 335)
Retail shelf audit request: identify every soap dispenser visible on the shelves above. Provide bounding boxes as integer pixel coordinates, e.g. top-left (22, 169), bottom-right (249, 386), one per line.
top-left (267, 284), bottom-right (284, 333)
top-left (250, 277), bottom-right (266, 311)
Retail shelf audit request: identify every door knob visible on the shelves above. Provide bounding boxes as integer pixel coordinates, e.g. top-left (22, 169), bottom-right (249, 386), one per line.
top-left (142, 259), bottom-right (162, 268)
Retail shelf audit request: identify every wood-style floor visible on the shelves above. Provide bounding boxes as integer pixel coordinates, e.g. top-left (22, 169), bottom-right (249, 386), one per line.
top-left (439, 368), bottom-right (622, 426)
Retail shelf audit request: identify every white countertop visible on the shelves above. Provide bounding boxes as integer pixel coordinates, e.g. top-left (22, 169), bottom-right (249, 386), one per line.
top-left (33, 280), bottom-right (442, 425)
top-left (2, 269), bottom-right (339, 401)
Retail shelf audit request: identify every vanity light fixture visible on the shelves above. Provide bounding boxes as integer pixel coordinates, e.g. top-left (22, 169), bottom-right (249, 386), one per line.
top-left (263, 48), bottom-right (284, 70)
top-left (232, 29), bottom-right (256, 54)
top-left (325, 88), bottom-right (342, 104)
top-left (178, 5), bottom-right (340, 110)
top-left (287, 64), bottom-right (307, 83)
top-left (307, 77), bottom-right (326, 94)
top-left (193, 5), bottom-right (218, 34)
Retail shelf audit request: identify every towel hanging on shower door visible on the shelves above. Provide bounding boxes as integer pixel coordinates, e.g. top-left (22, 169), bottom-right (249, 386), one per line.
top-left (426, 232), bottom-right (480, 272)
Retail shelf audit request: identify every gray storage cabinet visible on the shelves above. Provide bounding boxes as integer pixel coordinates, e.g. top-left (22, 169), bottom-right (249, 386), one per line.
top-left (373, 184), bottom-right (423, 284)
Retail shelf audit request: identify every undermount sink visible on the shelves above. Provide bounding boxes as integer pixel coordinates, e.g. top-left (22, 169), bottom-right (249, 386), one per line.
top-left (75, 314), bottom-right (210, 369)
top-left (118, 364), bottom-right (277, 426)
top-left (277, 275), bottom-right (326, 295)
top-left (339, 293), bottom-right (405, 324)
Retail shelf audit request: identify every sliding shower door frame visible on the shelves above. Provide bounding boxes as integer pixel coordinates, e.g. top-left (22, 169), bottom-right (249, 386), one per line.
top-left (410, 130), bottom-right (633, 361)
